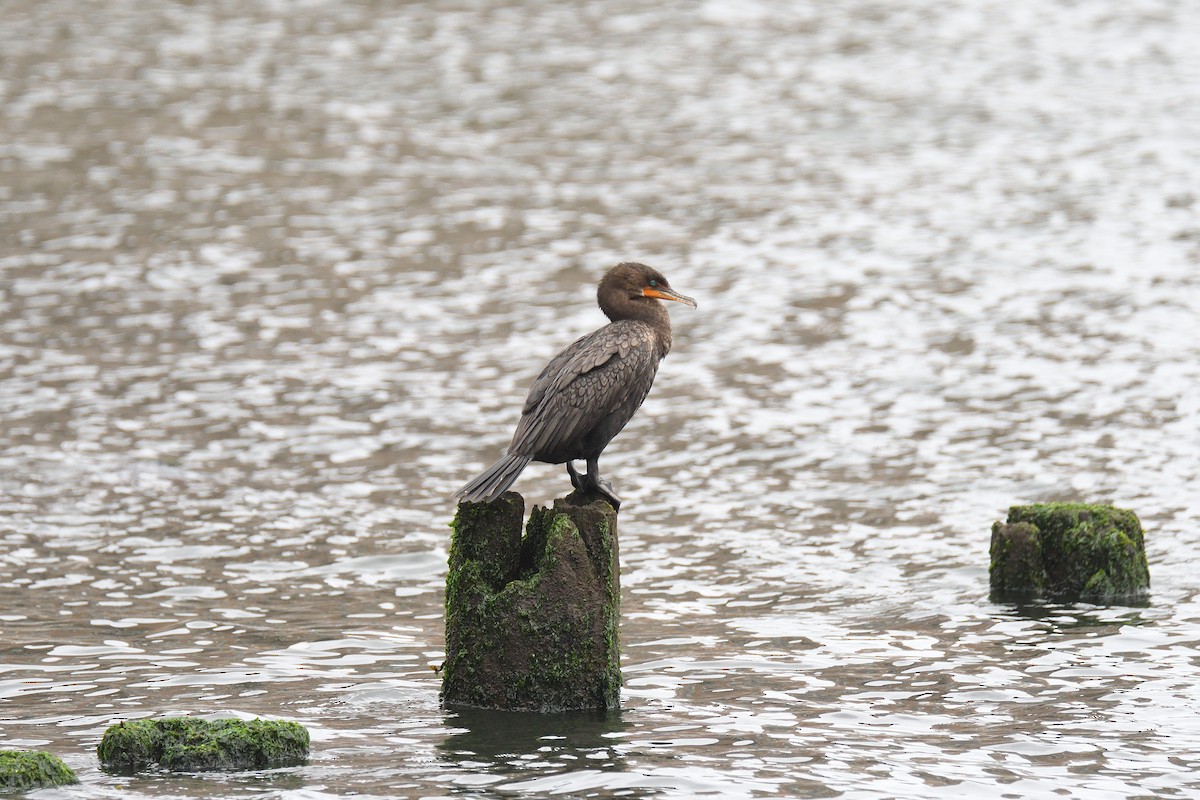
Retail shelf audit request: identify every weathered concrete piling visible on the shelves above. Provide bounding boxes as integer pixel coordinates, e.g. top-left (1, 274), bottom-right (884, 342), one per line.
top-left (443, 491), bottom-right (621, 712)
top-left (990, 503), bottom-right (1150, 603)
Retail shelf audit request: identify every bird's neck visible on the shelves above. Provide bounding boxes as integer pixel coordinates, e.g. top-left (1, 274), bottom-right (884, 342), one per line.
top-left (604, 299), bottom-right (673, 359)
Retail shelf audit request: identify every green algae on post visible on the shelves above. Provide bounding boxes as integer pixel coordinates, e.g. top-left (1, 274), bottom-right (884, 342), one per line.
top-left (97, 718), bottom-right (310, 773)
top-left (0, 750), bottom-right (78, 792)
top-left (443, 490), bottom-right (621, 712)
top-left (990, 503), bottom-right (1150, 603)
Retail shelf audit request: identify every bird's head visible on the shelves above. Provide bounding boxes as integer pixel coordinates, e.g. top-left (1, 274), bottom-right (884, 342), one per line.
top-left (598, 262), bottom-right (697, 321)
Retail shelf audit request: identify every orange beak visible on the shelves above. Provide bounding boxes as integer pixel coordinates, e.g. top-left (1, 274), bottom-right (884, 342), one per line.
top-left (643, 286), bottom-right (698, 308)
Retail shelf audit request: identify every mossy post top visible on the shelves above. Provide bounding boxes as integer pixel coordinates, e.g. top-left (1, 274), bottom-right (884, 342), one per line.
top-left (0, 750), bottom-right (78, 793)
top-left (1006, 502), bottom-right (1143, 534)
top-left (97, 717), bottom-right (310, 773)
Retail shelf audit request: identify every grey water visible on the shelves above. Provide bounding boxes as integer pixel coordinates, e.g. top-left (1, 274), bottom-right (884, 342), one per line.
top-left (2, 0), bottom-right (1200, 797)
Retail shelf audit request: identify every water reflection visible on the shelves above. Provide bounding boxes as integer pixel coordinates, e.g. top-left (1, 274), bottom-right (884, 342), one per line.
top-left (439, 707), bottom-right (627, 772)
top-left (993, 600), bottom-right (1156, 627)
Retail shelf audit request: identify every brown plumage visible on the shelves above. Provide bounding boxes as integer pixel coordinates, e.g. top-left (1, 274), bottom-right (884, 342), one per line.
top-left (455, 262), bottom-right (696, 509)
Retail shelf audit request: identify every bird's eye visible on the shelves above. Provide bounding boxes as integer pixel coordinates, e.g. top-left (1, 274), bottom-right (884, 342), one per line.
top-left (648, 279), bottom-right (658, 288)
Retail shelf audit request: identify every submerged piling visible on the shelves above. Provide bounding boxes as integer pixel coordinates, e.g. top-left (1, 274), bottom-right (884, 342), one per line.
top-left (990, 503), bottom-right (1150, 603)
top-left (0, 751), bottom-right (78, 792)
top-left (442, 491), bottom-right (621, 712)
top-left (97, 718), bottom-right (310, 773)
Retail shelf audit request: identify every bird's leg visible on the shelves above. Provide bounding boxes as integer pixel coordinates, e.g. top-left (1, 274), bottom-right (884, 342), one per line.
top-left (585, 455), bottom-right (621, 510)
top-left (566, 461), bottom-right (583, 491)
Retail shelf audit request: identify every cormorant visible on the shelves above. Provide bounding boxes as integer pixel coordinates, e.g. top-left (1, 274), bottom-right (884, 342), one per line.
top-left (455, 262), bottom-right (696, 509)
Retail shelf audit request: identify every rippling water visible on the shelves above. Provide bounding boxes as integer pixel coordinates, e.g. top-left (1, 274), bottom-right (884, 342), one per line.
top-left (3, 0), bottom-right (1200, 797)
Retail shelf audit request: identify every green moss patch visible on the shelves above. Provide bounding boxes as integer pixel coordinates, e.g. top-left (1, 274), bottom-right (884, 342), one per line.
top-left (0, 750), bottom-right (78, 792)
top-left (97, 718), bottom-right (309, 773)
top-left (991, 503), bottom-right (1150, 603)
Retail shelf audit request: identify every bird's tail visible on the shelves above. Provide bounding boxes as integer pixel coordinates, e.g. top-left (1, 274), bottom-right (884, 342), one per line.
top-left (454, 454), bottom-right (533, 504)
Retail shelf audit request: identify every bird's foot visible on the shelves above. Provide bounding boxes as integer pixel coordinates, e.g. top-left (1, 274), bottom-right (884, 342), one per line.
top-left (594, 477), bottom-right (621, 510)
top-left (566, 461), bottom-right (583, 491)
top-left (570, 465), bottom-right (621, 510)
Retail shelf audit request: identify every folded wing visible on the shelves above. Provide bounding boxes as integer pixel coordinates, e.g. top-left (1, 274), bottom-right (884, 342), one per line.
top-left (510, 322), bottom-right (659, 462)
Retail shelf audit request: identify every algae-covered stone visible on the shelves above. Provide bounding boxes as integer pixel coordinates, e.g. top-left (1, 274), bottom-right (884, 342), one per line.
top-left (98, 717), bottom-right (309, 773)
top-left (0, 750), bottom-right (78, 792)
top-left (443, 490), bottom-right (621, 712)
top-left (991, 503), bottom-right (1150, 603)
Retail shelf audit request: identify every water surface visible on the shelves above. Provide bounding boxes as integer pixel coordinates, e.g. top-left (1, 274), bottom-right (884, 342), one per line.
top-left (2, 0), bottom-right (1199, 797)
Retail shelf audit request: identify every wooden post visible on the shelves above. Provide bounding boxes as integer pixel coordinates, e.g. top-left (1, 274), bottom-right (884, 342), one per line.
top-left (442, 491), bottom-right (621, 712)
top-left (990, 503), bottom-right (1150, 603)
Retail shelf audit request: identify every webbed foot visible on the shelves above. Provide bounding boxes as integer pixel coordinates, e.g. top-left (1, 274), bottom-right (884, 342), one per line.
top-left (593, 476), bottom-right (621, 510)
top-left (568, 459), bottom-right (621, 510)
top-left (566, 461), bottom-right (583, 491)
